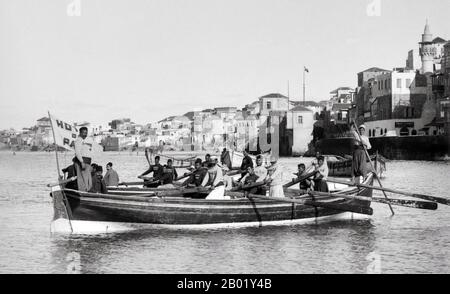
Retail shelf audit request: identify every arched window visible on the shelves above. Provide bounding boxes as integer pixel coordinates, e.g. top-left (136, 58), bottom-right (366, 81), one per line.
top-left (400, 127), bottom-right (409, 136)
top-left (380, 129), bottom-right (384, 135)
top-left (411, 129), bottom-right (417, 136)
top-left (384, 128), bottom-right (387, 135)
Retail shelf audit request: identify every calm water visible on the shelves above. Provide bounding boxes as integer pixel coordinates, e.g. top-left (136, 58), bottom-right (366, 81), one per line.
top-left (0, 151), bottom-right (449, 274)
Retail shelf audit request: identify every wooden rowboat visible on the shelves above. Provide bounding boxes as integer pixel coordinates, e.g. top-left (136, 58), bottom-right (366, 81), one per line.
top-left (50, 173), bottom-right (374, 233)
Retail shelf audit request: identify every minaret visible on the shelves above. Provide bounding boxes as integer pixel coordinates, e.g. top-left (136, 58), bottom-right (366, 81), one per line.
top-left (420, 19), bottom-right (434, 73)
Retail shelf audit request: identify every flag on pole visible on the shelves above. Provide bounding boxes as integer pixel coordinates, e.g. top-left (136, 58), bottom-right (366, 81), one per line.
top-left (304, 66), bottom-right (309, 73)
top-left (48, 113), bottom-right (102, 153)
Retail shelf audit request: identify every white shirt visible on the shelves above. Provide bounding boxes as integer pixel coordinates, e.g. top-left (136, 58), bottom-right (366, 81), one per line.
top-left (315, 163), bottom-right (329, 180)
top-left (353, 131), bottom-right (371, 150)
top-left (254, 165), bottom-right (268, 182)
top-left (266, 164), bottom-right (284, 186)
top-left (74, 136), bottom-right (94, 160)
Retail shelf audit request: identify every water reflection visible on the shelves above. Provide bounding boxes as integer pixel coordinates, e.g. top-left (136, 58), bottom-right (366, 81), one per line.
top-left (49, 219), bottom-right (376, 274)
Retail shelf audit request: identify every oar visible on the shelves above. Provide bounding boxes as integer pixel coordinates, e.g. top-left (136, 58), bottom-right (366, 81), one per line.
top-left (327, 177), bottom-right (450, 206)
top-left (352, 119), bottom-right (395, 215)
top-left (231, 181), bottom-right (267, 192)
top-left (118, 181), bottom-right (145, 186)
top-left (47, 176), bottom-right (77, 187)
top-left (247, 194), bottom-right (373, 216)
top-left (175, 171), bottom-right (195, 182)
top-left (293, 189), bottom-right (438, 211)
top-left (283, 171), bottom-right (317, 188)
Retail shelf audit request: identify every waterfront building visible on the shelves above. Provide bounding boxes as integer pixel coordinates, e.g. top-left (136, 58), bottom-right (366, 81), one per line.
top-left (286, 105), bottom-right (314, 156)
top-left (329, 87), bottom-right (354, 104)
top-left (356, 67), bottom-right (392, 119)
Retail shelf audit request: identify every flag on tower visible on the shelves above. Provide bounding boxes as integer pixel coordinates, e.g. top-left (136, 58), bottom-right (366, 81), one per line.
top-left (304, 66), bottom-right (309, 73)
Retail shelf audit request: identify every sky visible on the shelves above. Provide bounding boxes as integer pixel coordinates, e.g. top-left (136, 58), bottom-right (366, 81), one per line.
top-left (1, 0), bottom-right (450, 129)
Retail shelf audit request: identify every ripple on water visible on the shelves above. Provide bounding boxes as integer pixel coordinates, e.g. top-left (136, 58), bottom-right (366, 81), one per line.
top-left (0, 151), bottom-right (449, 273)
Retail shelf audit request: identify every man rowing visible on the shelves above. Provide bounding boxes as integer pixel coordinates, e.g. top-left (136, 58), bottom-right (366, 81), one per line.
top-left (138, 155), bottom-right (164, 187)
top-left (159, 159), bottom-right (179, 186)
top-left (312, 155), bottom-right (329, 192)
top-left (238, 150), bottom-right (254, 181)
top-left (351, 123), bottom-right (371, 184)
top-left (295, 163), bottom-right (313, 191)
top-left (183, 159), bottom-right (209, 187)
top-left (74, 127), bottom-right (94, 192)
top-left (240, 166), bottom-right (265, 195)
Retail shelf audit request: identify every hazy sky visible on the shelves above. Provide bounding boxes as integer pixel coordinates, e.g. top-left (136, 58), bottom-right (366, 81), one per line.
top-left (1, 0), bottom-right (449, 129)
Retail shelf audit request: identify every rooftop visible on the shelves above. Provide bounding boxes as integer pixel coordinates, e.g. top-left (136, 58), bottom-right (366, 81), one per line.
top-left (259, 93), bottom-right (289, 100)
top-left (359, 67), bottom-right (391, 74)
top-left (332, 103), bottom-right (352, 111)
top-left (291, 105), bottom-right (313, 112)
top-left (330, 87), bottom-right (354, 94)
top-left (290, 100), bottom-right (321, 107)
top-left (433, 37), bottom-right (447, 43)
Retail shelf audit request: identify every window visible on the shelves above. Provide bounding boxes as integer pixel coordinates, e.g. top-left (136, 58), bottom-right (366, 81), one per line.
top-left (385, 79), bottom-right (388, 90)
top-left (369, 129), bottom-right (372, 137)
top-left (267, 101), bottom-right (272, 110)
top-left (406, 79), bottom-right (411, 88)
top-left (397, 79), bottom-right (402, 88)
top-left (267, 116), bottom-right (271, 127)
top-left (298, 116), bottom-right (303, 124)
top-left (380, 129), bottom-right (384, 135)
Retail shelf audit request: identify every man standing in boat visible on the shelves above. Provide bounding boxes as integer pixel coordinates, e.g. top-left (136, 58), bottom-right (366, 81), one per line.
top-left (138, 155), bottom-right (164, 187)
top-left (265, 157), bottom-right (285, 198)
top-left (220, 148), bottom-right (232, 170)
top-left (74, 127), bottom-right (94, 192)
top-left (351, 124), bottom-right (371, 184)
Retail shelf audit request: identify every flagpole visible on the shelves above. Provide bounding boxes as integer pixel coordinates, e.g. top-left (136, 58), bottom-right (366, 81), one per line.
top-left (303, 67), bottom-right (306, 106)
top-left (48, 111), bottom-right (74, 233)
top-left (48, 111), bottom-right (62, 179)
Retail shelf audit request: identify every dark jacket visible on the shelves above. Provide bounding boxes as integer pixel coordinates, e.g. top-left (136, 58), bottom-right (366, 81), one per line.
top-left (221, 151), bottom-right (232, 169)
top-left (160, 165), bottom-right (178, 185)
top-left (185, 167), bottom-right (208, 187)
top-left (90, 175), bottom-right (108, 194)
top-left (142, 163), bottom-right (164, 179)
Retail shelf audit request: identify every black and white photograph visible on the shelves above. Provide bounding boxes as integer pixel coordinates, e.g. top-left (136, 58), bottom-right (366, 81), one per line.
top-left (0, 0), bottom-right (449, 277)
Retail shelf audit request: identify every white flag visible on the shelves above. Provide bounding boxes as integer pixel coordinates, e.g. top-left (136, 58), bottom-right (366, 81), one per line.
top-left (48, 114), bottom-right (79, 151)
top-left (48, 113), bottom-right (103, 153)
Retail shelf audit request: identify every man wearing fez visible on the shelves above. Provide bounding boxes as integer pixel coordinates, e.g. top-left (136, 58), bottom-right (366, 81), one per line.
top-left (74, 127), bottom-right (94, 191)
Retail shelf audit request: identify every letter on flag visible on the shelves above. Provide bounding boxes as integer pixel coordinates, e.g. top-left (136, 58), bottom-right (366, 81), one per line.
top-left (48, 113), bottom-right (79, 151)
top-left (48, 113), bottom-right (102, 153)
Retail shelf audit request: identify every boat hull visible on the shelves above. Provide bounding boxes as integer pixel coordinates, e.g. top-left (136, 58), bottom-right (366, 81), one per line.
top-left (52, 175), bottom-right (374, 227)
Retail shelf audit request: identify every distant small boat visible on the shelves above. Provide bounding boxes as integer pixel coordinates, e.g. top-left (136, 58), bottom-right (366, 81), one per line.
top-left (50, 173), bottom-right (374, 233)
top-left (325, 154), bottom-right (386, 178)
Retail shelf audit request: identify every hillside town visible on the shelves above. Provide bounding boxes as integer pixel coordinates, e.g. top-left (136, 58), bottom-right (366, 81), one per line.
top-left (1, 21), bottom-right (449, 157)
